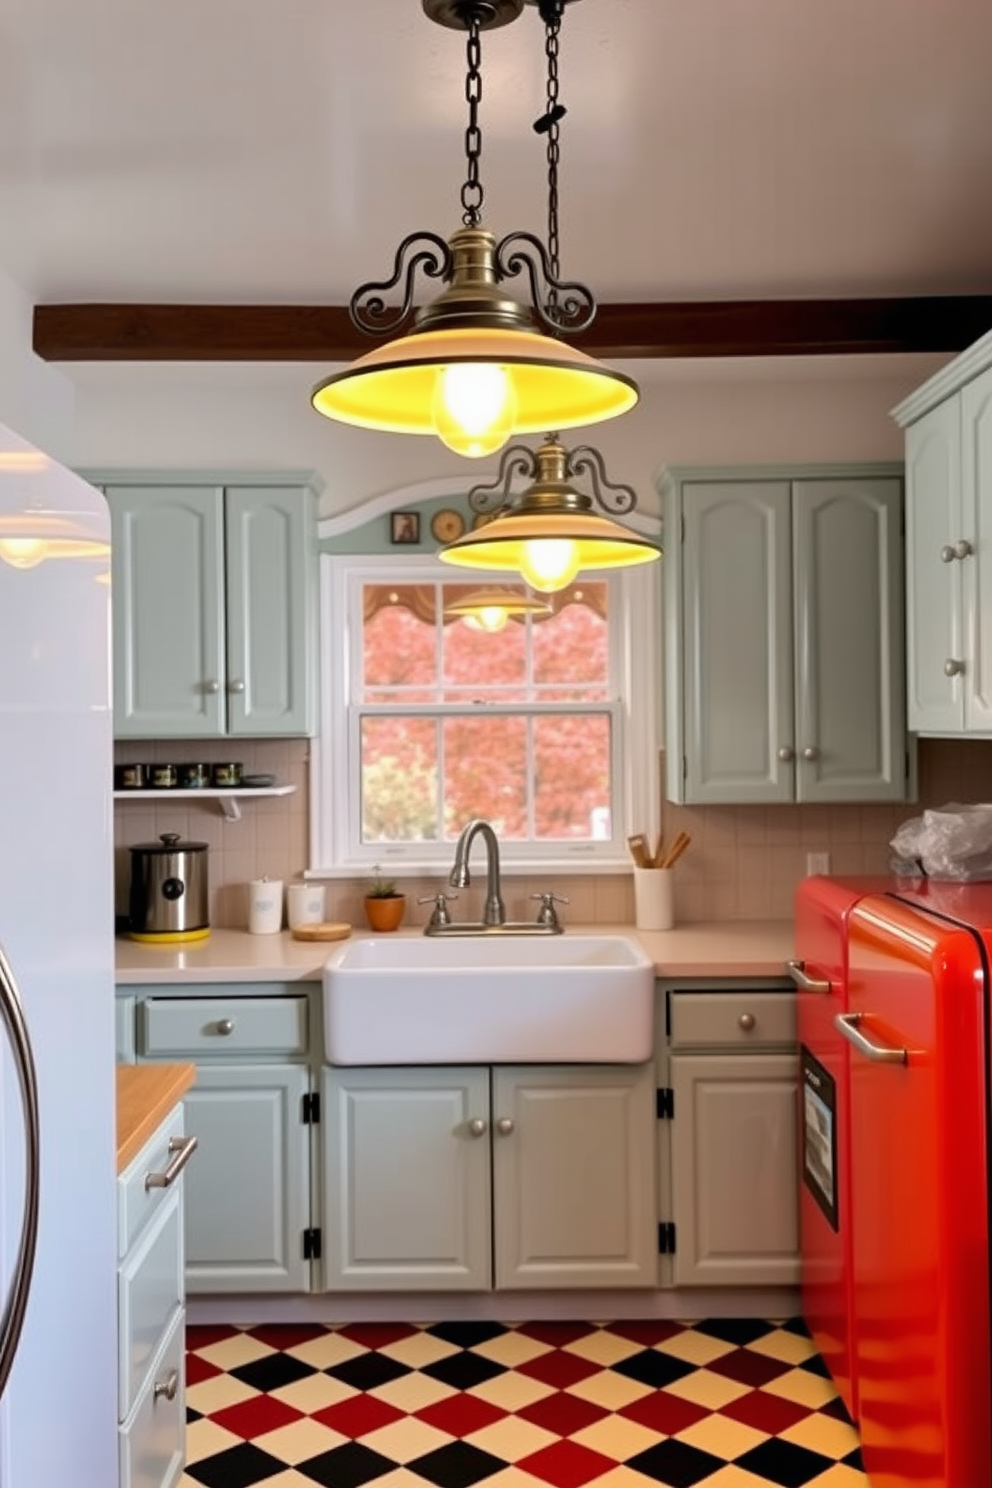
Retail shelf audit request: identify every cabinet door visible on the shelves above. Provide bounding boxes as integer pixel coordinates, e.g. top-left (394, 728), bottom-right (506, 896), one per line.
top-left (322, 1067), bottom-right (491, 1291)
top-left (107, 484), bottom-right (226, 738)
top-left (182, 1064), bottom-right (311, 1293)
top-left (793, 477), bottom-right (907, 800)
top-left (678, 481), bottom-right (795, 803)
top-left (904, 402), bottom-right (965, 734)
top-left (492, 1064), bottom-right (656, 1290)
top-left (225, 485), bottom-right (316, 737)
top-left (670, 1051), bottom-right (799, 1287)
top-left (962, 364), bottom-right (992, 733)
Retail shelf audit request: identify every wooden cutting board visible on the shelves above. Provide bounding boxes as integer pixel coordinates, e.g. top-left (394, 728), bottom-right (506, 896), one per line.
top-left (290, 922), bottom-right (352, 942)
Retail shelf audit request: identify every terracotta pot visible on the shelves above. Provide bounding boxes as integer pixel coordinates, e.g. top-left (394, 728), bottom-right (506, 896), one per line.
top-left (364, 895), bottom-right (406, 932)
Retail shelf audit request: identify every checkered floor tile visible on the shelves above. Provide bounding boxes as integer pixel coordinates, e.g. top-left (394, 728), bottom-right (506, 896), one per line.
top-left (179, 1319), bottom-right (867, 1488)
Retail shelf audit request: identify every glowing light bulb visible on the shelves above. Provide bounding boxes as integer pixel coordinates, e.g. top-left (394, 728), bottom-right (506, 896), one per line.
top-left (519, 538), bottom-right (580, 593)
top-left (464, 605), bottom-right (509, 633)
top-left (432, 364), bottom-right (517, 458)
top-left (0, 538), bottom-right (48, 569)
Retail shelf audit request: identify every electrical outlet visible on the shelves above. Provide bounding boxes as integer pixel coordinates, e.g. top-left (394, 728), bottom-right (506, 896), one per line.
top-left (806, 851), bottom-right (831, 876)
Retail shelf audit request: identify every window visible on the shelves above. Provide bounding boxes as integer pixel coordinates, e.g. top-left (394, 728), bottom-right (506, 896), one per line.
top-left (311, 553), bottom-right (660, 875)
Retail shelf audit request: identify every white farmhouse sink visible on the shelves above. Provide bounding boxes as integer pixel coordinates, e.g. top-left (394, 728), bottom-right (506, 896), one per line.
top-left (322, 934), bottom-right (655, 1065)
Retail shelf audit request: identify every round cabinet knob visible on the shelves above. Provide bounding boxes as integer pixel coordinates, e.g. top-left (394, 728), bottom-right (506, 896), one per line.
top-left (229, 679), bottom-right (246, 694)
top-left (204, 679), bottom-right (221, 694)
top-left (467, 1118), bottom-right (487, 1138)
top-left (153, 1369), bottom-right (179, 1402)
top-left (738, 1012), bottom-right (756, 1032)
top-left (956, 540), bottom-right (974, 559)
top-left (216, 1018), bottom-right (235, 1035)
top-left (777, 746), bottom-right (795, 762)
top-left (944, 658), bottom-right (965, 677)
top-left (495, 1117), bottom-right (515, 1136)
top-left (940, 545), bottom-right (956, 563)
top-left (802, 746), bottom-right (819, 761)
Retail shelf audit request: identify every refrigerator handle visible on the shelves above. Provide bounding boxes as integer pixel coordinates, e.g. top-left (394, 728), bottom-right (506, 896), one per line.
top-left (0, 943), bottom-right (41, 1399)
top-left (787, 959), bottom-right (832, 994)
top-left (835, 1011), bottom-right (908, 1065)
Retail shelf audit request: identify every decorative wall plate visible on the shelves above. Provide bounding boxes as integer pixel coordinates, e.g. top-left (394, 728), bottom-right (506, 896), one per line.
top-left (430, 507), bottom-right (466, 543)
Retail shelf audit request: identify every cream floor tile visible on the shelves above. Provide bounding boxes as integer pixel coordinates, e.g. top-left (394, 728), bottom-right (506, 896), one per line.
top-left (673, 1412), bottom-right (767, 1460)
top-left (280, 1332), bottom-right (369, 1369)
top-left (270, 1373), bottom-right (360, 1413)
top-left (377, 1333), bottom-right (462, 1368)
top-left (564, 1372), bottom-right (654, 1411)
top-left (779, 1411), bottom-right (864, 1460)
top-left (360, 1416), bottom-right (454, 1463)
top-left (362, 1472), bottom-right (448, 1488)
top-left (184, 1417), bottom-right (242, 1464)
top-left (254, 1417), bottom-right (348, 1464)
top-left (481, 1469), bottom-right (553, 1488)
top-left (192, 1333), bottom-right (275, 1370)
top-left (185, 1374), bottom-right (261, 1415)
top-left (804, 1467), bottom-right (871, 1486)
top-left (762, 1368), bottom-right (844, 1409)
top-left (569, 1413), bottom-right (661, 1460)
top-left (561, 1331), bottom-right (643, 1367)
top-left (370, 1372), bottom-right (459, 1412)
top-left (470, 1332), bottom-right (556, 1368)
top-left (746, 1330), bottom-right (818, 1366)
top-left (702, 1466), bottom-right (785, 1487)
top-left (656, 1331), bottom-right (739, 1367)
top-left (471, 1372), bottom-right (557, 1412)
top-left (464, 1416), bottom-right (559, 1462)
top-left (240, 1473), bottom-right (334, 1488)
top-left (586, 1470), bottom-right (674, 1488)
top-left (664, 1369), bottom-right (753, 1410)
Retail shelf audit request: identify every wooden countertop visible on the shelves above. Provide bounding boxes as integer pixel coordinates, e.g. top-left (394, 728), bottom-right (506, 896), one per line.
top-left (117, 1063), bottom-right (196, 1174)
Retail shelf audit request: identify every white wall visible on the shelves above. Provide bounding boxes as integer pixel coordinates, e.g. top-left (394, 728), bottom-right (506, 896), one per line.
top-left (0, 266), bottom-right (76, 458)
top-left (64, 352), bottom-right (948, 515)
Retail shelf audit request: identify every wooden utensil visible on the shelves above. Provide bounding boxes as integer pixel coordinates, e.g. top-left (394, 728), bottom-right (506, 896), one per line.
top-left (660, 831), bottom-right (692, 870)
top-left (627, 833), bottom-right (650, 868)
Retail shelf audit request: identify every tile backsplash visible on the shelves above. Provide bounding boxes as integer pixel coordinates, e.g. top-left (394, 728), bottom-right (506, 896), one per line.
top-left (113, 737), bottom-right (992, 930)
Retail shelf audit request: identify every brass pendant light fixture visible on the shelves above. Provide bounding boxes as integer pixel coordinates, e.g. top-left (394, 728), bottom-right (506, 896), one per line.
top-left (311, 0), bottom-right (638, 458)
top-left (443, 584), bottom-right (552, 630)
top-left (437, 1), bottom-right (659, 590)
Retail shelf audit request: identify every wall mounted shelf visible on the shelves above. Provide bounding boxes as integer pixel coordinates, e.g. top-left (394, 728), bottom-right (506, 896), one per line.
top-left (113, 784), bottom-right (296, 823)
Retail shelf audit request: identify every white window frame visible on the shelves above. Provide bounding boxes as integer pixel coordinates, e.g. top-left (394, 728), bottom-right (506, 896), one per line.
top-left (309, 551), bottom-right (661, 877)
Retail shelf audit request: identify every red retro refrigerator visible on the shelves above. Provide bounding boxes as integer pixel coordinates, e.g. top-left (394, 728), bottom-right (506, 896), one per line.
top-left (794, 875), bottom-right (992, 1488)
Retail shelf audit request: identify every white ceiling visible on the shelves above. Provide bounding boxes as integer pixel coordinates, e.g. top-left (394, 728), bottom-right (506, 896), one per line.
top-left (2, 0), bottom-right (992, 317)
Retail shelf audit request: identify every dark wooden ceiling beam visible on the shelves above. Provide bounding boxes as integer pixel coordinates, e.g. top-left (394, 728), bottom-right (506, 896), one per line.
top-left (32, 295), bottom-right (992, 362)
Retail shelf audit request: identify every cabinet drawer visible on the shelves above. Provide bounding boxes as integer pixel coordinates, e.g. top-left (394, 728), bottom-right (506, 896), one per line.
top-left (118, 1105), bottom-right (187, 1258)
top-left (669, 990), bottom-right (795, 1049)
top-left (119, 1188), bottom-right (184, 1420)
top-left (140, 996), bottom-right (308, 1058)
top-left (119, 1305), bottom-right (186, 1488)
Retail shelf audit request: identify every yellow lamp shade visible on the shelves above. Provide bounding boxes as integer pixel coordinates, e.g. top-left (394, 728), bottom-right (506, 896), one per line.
top-left (438, 509), bottom-right (660, 593)
top-left (311, 326), bottom-right (639, 451)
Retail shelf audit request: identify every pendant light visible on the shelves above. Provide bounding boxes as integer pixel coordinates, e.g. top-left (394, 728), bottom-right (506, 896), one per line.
top-left (437, 2), bottom-right (659, 590)
top-left (443, 584), bottom-right (552, 631)
top-left (311, 0), bottom-right (638, 457)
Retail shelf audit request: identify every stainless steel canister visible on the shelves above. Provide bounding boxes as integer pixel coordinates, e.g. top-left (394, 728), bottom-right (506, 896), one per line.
top-left (127, 832), bottom-right (209, 940)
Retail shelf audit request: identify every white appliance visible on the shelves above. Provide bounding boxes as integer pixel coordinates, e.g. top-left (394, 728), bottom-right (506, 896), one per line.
top-left (0, 424), bottom-right (118, 1484)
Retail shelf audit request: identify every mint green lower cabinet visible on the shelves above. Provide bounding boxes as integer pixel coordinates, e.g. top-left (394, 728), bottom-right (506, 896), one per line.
top-left (492, 1064), bottom-right (657, 1290)
top-left (322, 1067), bottom-right (492, 1292)
top-left (321, 1063), bottom-right (657, 1293)
top-left (181, 1065), bottom-right (311, 1293)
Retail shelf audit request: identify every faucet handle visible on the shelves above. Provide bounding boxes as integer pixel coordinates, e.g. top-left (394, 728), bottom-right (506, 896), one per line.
top-left (531, 892), bottom-right (569, 929)
top-left (418, 891), bottom-right (457, 929)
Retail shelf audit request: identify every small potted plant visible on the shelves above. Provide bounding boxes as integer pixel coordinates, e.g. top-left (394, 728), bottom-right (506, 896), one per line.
top-left (364, 865), bottom-right (406, 932)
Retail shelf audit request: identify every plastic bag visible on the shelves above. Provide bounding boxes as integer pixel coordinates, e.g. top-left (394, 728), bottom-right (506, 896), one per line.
top-left (890, 803), bottom-right (992, 881)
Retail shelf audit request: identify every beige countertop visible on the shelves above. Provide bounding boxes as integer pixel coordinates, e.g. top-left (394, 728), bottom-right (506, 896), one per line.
top-left (116, 1062), bottom-right (196, 1173)
top-left (115, 921), bottom-right (796, 984)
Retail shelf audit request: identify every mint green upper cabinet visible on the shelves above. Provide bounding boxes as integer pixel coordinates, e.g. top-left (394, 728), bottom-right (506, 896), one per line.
top-left (100, 473), bottom-right (319, 739)
top-left (661, 466), bottom-right (909, 805)
top-left (895, 345), bottom-right (992, 736)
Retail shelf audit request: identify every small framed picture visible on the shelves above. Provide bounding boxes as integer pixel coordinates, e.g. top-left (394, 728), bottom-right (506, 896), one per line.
top-left (390, 511), bottom-right (420, 545)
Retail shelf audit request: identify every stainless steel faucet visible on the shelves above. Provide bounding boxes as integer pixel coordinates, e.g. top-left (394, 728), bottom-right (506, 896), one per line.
top-left (449, 818), bottom-right (506, 927)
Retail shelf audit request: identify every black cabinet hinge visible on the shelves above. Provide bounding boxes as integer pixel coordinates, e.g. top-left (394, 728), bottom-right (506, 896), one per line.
top-left (658, 1221), bottom-right (676, 1255)
top-left (656, 1087), bottom-right (674, 1119)
top-left (303, 1228), bottom-right (322, 1261)
top-left (302, 1092), bottom-right (320, 1124)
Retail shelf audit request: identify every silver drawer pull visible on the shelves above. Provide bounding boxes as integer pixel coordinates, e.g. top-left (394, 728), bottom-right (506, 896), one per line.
top-left (144, 1134), bottom-right (198, 1191)
top-left (835, 1012), bottom-right (907, 1065)
top-left (738, 1012), bottom-right (755, 1032)
top-left (495, 1117), bottom-right (514, 1136)
top-left (215, 1018), bottom-right (235, 1035)
top-left (787, 959), bottom-right (832, 995)
top-left (153, 1368), bottom-right (179, 1402)
top-left (467, 1118), bottom-right (487, 1137)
